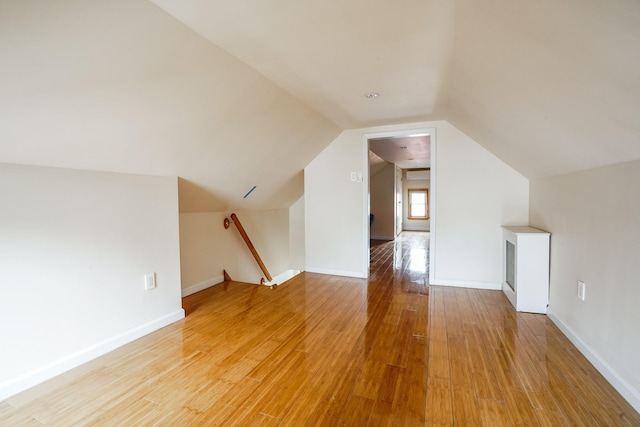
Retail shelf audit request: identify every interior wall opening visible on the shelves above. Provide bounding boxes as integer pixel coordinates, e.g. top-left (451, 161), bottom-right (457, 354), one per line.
top-left (364, 129), bottom-right (435, 283)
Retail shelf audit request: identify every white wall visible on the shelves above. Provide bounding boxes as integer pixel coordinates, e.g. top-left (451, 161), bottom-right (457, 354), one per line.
top-left (370, 163), bottom-right (395, 240)
top-left (289, 196), bottom-right (305, 271)
top-left (434, 121), bottom-right (529, 288)
top-left (305, 120), bottom-right (529, 285)
top-left (305, 128), bottom-right (369, 277)
top-left (179, 209), bottom-right (291, 294)
top-left (402, 171), bottom-right (430, 232)
top-left (530, 160), bottom-right (640, 410)
top-left (0, 163), bottom-right (183, 401)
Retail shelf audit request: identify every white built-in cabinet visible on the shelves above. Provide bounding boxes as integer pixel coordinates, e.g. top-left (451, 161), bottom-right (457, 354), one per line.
top-left (502, 226), bottom-right (550, 314)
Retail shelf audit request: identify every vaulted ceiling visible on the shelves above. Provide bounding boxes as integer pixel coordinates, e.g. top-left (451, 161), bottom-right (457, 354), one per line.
top-left (150, 0), bottom-right (454, 129)
top-left (448, 0), bottom-right (640, 178)
top-left (2, 0), bottom-right (639, 211)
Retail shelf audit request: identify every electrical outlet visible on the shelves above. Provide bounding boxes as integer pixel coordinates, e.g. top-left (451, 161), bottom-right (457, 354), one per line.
top-left (350, 172), bottom-right (357, 182)
top-left (145, 273), bottom-right (156, 290)
top-left (577, 280), bottom-right (585, 301)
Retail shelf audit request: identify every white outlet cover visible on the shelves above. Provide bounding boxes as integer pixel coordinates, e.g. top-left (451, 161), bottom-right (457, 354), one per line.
top-left (145, 273), bottom-right (156, 290)
top-left (577, 280), bottom-right (585, 301)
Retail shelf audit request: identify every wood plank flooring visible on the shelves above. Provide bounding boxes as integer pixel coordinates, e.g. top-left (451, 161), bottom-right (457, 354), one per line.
top-left (2, 232), bottom-right (639, 425)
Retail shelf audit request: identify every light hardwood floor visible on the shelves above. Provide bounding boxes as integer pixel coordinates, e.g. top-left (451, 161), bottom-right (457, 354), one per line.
top-left (2, 232), bottom-right (639, 425)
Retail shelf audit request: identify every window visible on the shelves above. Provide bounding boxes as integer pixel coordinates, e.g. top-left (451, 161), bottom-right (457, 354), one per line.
top-left (408, 188), bottom-right (429, 220)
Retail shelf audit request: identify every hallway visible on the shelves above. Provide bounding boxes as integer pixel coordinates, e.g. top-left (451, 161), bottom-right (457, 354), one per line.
top-left (370, 231), bottom-right (430, 293)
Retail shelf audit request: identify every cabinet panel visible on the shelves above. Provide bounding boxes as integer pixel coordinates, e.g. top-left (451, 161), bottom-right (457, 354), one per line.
top-left (502, 226), bottom-right (550, 313)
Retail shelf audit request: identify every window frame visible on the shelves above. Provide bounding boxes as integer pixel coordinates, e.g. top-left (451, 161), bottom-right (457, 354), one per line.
top-left (407, 188), bottom-right (429, 220)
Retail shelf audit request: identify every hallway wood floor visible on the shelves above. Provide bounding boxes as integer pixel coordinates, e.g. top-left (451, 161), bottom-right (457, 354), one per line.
top-left (2, 232), bottom-right (639, 425)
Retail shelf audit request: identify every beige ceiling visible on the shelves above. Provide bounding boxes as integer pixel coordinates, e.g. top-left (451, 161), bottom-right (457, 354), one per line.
top-left (369, 136), bottom-right (430, 169)
top-left (447, 0), bottom-right (640, 178)
top-left (150, 0), bottom-right (454, 129)
top-left (0, 0), bottom-right (340, 212)
top-left (150, 0), bottom-right (640, 180)
top-left (2, 0), bottom-right (640, 213)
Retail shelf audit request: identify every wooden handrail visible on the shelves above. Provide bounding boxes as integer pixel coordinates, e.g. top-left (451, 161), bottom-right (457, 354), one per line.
top-left (225, 213), bottom-right (273, 282)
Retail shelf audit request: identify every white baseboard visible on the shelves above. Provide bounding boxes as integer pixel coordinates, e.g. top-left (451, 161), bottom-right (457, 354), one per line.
top-left (182, 271), bottom-right (304, 292)
top-left (432, 278), bottom-right (502, 290)
top-left (0, 309), bottom-right (185, 402)
top-left (546, 310), bottom-right (640, 413)
top-left (304, 267), bottom-right (367, 279)
top-left (181, 275), bottom-right (224, 297)
top-left (266, 270), bottom-right (302, 286)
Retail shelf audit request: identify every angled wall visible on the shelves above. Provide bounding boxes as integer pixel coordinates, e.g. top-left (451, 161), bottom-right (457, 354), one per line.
top-left (448, 0), bottom-right (640, 180)
top-left (0, 0), bottom-right (341, 213)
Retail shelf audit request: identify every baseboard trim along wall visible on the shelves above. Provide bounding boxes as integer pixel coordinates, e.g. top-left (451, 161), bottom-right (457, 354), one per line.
top-left (432, 279), bottom-right (502, 290)
top-left (0, 309), bottom-right (185, 402)
top-left (304, 267), bottom-right (367, 279)
top-left (182, 271), bottom-right (304, 296)
top-left (370, 235), bottom-right (394, 241)
top-left (267, 270), bottom-right (302, 287)
top-left (402, 226), bottom-right (429, 232)
top-left (181, 276), bottom-right (224, 297)
top-left (547, 310), bottom-right (640, 413)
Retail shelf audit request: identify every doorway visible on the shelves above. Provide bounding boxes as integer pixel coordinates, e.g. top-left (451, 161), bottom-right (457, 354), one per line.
top-left (364, 128), bottom-right (436, 285)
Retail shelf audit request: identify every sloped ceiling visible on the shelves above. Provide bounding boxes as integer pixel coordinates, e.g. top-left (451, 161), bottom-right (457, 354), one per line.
top-left (447, 0), bottom-right (640, 179)
top-left (2, 0), bottom-right (640, 213)
top-left (151, 0), bottom-right (640, 179)
top-left (150, 0), bottom-right (455, 129)
top-left (0, 0), bottom-right (341, 212)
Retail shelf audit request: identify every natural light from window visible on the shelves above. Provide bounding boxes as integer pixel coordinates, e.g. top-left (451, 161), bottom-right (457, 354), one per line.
top-left (409, 248), bottom-right (427, 273)
top-left (408, 188), bottom-right (428, 220)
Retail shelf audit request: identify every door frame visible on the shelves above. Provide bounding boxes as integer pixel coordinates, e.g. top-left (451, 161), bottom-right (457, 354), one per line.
top-left (363, 127), bottom-right (436, 285)
top-left (395, 165), bottom-right (403, 237)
